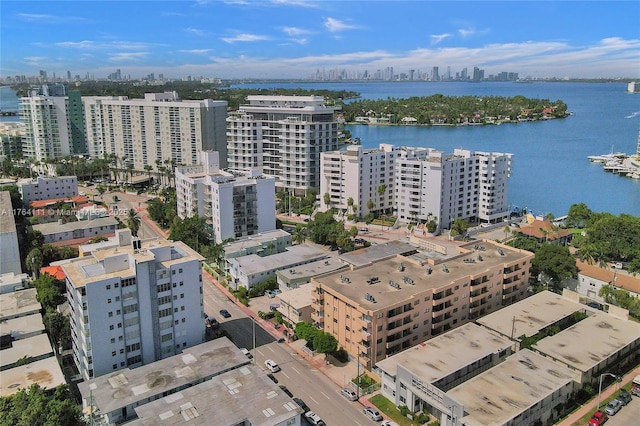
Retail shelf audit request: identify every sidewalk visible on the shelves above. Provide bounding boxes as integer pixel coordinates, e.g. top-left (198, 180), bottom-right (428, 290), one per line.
top-left (557, 365), bottom-right (640, 426)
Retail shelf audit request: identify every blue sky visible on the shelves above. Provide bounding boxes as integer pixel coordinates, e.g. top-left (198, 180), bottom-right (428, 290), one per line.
top-left (1, 0), bottom-right (639, 80)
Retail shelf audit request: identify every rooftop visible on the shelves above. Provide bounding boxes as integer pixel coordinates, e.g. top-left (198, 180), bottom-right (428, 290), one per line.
top-left (232, 244), bottom-right (326, 276)
top-left (78, 338), bottom-right (249, 416)
top-left (338, 240), bottom-right (417, 268)
top-left (0, 334), bottom-right (54, 369)
top-left (375, 323), bottom-right (512, 381)
top-left (0, 313), bottom-right (45, 339)
top-left (32, 216), bottom-right (118, 236)
top-left (129, 364), bottom-right (302, 426)
top-left (0, 191), bottom-right (17, 235)
top-left (314, 241), bottom-right (531, 311)
top-left (224, 229), bottom-right (291, 254)
top-left (276, 286), bottom-right (315, 310)
top-left (0, 288), bottom-right (41, 320)
top-left (577, 260), bottom-right (640, 294)
top-left (476, 291), bottom-right (580, 339)
top-left (534, 311), bottom-right (640, 373)
top-left (276, 257), bottom-right (347, 282)
top-left (0, 357), bottom-right (66, 397)
top-left (447, 349), bottom-right (577, 426)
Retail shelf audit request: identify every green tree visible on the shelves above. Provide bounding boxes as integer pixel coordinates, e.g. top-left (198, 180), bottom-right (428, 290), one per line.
top-left (313, 332), bottom-right (338, 357)
top-left (566, 202), bottom-right (592, 228)
top-left (347, 197), bottom-right (354, 214)
top-left (168, 215), bottom-right (212, 254)
top-left (450, 218), bottom-right (469, 236)
top-left (0, 384), bottom-right (85, 426)
top-left (323, 192), bottom-right (331, 208)
top-left (295, 321), bottom-right (320, 342)
top-left (33, 273), bottom-right (65, 310)
top-left (43, 308), bottom-right (71, 351)
top-left (531, 244), bottom-right (577, 289)
top-left (126, 208), bottom-right (141, 237)
top-left (26, 247), bottom-right (43, 278)
top-left (292, 225), bottom-right (306, 245)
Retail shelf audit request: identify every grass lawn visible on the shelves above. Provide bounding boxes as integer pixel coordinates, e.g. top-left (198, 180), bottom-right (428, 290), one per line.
top-left (369, 394), bottom-right (423, 426)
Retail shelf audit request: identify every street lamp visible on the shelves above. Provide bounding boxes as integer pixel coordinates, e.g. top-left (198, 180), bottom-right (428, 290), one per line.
top-left (597, 372), bottom-right (621, 411)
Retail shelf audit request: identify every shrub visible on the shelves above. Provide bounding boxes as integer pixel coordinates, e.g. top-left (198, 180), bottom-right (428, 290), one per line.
top-left (332, 347), bottom-right (349, 363)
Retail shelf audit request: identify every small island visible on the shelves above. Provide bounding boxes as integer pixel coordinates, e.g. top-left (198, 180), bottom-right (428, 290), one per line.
top-left (340, 94), bottom-right (569, 126)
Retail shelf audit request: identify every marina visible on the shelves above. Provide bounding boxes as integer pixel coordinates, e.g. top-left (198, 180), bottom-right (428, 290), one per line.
top-left (588, 132), bottom-right (640, 179)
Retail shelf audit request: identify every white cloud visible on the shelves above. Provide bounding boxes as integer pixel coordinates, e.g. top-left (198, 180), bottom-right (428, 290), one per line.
top-left (282, 26), bottom-right (311, 36)
top-left (179, 49), bottom-right (212, 54)
top-left (108, 52), bottom-right (148, 62)
top-left (17, 13), bottom-right (85, 23)
top-left (324, 17), bottom-right (360, 33)
top-left (221, 33), bottom-right (271, 43)
top-left (54, 40), bottom-right (153, 50)
top-left (430, 33), bottom-right (452, 45)
top-left (185, 27), bottom-right (208, 37)
top-left (458, 27), bottom-right (490, 38)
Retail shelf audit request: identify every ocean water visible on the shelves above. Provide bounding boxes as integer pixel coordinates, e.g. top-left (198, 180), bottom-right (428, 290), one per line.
top-left (234, 81), bottom-right (640, 217)
top-left (3, 82), bottom-right (640, 216)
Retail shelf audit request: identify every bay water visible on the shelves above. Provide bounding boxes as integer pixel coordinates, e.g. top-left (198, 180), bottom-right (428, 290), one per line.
top-left (3, 83), bottom-right (639, 216)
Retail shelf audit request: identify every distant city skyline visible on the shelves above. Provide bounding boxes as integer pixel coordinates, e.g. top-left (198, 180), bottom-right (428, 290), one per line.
top-left (1, 1), bottom-right (639, 80)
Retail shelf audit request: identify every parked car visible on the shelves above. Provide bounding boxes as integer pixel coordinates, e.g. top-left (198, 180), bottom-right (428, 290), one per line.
top-left (340, 388), bottom-right (358, 401)
top-left (266, 373), bottom-right (278, 384)
top-left (264, 359), bottom-right (281, 373)
top-left (617, 390), bottom-right (632, 405)
top-left (588, 410), bottom-right (608, 426)
top-left (586, 301), bottom-right (604, 310)
top-left (363, 407), bottom-right (383, 421)
top-left (304, 411), bottom-right (325, 426)
top-left (380, 421), bottom-right (400, 426)
top-left (219, 309), bottom-right (231, 318)
top-left (206, 317), bottom-right (219, 329)
top-left (240, 348), bottom-right (253, 359)
top-left (265, 290), bottom-right (274, 298)
top-left (292, 397), bottom-right (309, 413)
top-left (604, 399), bottom-right (622, 416)
top-left (279, 385), bottom-right (293, 397)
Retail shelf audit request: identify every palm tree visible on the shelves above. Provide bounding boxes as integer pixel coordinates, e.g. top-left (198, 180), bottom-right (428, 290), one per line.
top-left (126, 208), bottom-right (141, 237)
top-left (367, 199), bottom-right (375, 214)
top-left (292, 225), bottom-right (306, 245)
top-left (144, 165), bottom-right (153, 185)
top-left (347, 197), bottom-right (354, 215)
top-left (503, 225), bottom-right (511, 241)
top-left (27, 247), bottom-right (43, 278)
top-left (377, 184), bottom-right (387, 214)
top-left (323, 192), bottom-right (331, 209)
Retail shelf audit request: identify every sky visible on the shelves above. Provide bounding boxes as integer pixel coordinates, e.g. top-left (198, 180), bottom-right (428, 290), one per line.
top-left (1, 0), bottom-right (639, 80)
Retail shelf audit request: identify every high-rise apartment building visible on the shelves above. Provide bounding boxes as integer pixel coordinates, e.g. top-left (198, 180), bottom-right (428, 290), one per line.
top-left (310, 240), bottom-right (533, 367)
top-left (395, 149), bottom-right (512, 229)
top-left (83, 92), bottom-right (228, 171)
top-left (175, 151), bottom-right (276, 243)
top-left (227, 95), bottom-right (342, 195)
top-left (319, 144), bottom-right (429, 216)
top-left (61, 236), bottom-right (205, 380)
top-left (20, 93), bottom-right (72, 161)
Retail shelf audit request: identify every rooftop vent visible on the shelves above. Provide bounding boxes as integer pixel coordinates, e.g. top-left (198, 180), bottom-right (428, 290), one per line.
top-left (426, 266), bottom-right (432, 275)
top-left (366, 276), bottom-right (380, 285)
top-left (442, 264), bottom-right (450, 273)
top-left (497, 247), bottom-right (505, 256)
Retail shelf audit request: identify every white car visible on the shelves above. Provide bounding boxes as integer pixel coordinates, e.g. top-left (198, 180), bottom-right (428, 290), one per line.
top-left (381, 421), bottom-right (400, 426)
top-left (363, 406), bottom-right (383, 421)
top-left (340, 387), bottom-right (358, 401)
top-left (304, 411), bottom-right (325, 426)
top-left (240, 348), bottom-right (253, 359)
top-left (264, 359), bottom-right (280, 373)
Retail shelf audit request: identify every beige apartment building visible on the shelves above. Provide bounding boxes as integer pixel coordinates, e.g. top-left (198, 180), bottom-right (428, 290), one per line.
top-left (311, 240), bottom-right (533, 368)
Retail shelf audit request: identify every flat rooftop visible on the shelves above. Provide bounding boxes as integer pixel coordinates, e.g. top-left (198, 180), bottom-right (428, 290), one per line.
top-left (476, 291), bottom-right (580, 339)
top-left (0, 357), bottom-right (66, 397)
top-left (534, 312), bottom-right (640, 373)
top-left (277, 257), bottom-right (347, 282)
top-left (0, 191), bottom-right (17, 235)
top-left (130, 364), bottom-right (302, 426)
top-left (276, 286), bottom-right (315, 310)
top-left (32, 216), bottom-right (118, 236)
top-left (232, 244), bottom-right (326, 276)
top-left (78, 338), bottom-right (249, 416)
top-left (0, 334), bottom-right (54, 369)
top-left (339, 240), bottom-right (417, 267)
top-left (224, 229), bottom-right (291, 254)
top-left (314, 241), bottom-right (530, 311)
top-left (0, 313), bottom-right (45, 342)
top-left (62, 239), bottom-right (203, 288)
top-left (375, 323), bottom-right (512, 381)
top-left (0, 289), bottom-right (41, 320)
top-left (447, 349), bottom-right (577, 426)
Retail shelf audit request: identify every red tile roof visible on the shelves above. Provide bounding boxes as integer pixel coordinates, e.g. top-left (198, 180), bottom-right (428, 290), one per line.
top-left (516, 219), bottom-right (572, 241)
top-left (40, 265), bottom-right (66, 280)
top-left (29, 195), bottom-right (90, 209)
top-left (577, 260), bottom-right (640, 295)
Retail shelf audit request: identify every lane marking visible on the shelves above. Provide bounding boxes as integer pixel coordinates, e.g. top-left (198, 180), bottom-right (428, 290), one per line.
top-left (291, 366), bottom-right (300, 375)
top-left (281, 372), bottom-right (290, 379)
top-left (320, 391), bottom-right (330, 400)
top-left (309, 396), bottom-right (319, 405)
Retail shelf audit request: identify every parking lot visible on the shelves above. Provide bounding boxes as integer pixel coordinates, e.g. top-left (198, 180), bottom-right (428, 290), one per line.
top-left (605, 394), bottom-right (640, 425)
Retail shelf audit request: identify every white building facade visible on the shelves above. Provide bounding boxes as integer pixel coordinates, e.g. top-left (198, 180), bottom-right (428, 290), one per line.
top-left (0, 191), bottom-right (22, 276)
top-left (20, 95), bottom-right (72, 162)
top-left (83, 92), bottom-right (228, 170)
top-left (62, 238), bottom-right (205, 380)
top-left (227, 95), bottom-right (342, 195)
top-left (319, 144), bottom-right (429, 216)
top-left (395, 149), bottom-right (512, 229)
top-left (175, 151), bottom-right (276, 243)
top-left (18, 175), bottom-right (78, 205)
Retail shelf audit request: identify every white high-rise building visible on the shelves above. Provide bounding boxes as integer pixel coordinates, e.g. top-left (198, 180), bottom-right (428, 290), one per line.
top-left (175, 151), bottom-right (276, 243)
top-left (226, 95), bottom-right (342, 195)
top-left (395, 149), bottom-right (512, 229)
top-left (20, 95), bottom-right (71, 161)
top-left (83, 92), bottom-right (228, 170)
top-left (61, 236), bottom-right (205, 380)
top-left (319, 144), bottom-right (430, 217)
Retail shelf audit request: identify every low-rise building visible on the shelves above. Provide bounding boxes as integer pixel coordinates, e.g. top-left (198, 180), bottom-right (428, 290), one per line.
top-left (223, 229), bottom-right (292, 271)
top-left (229, 244), bottom-right (327, 291)
top-left (0, 272), bottom-right (29, 294)
top-left (311, 240), bottom-right (533, 367)
top-left (276, 286), bottom-right (315, 326)
top-left (0, 191), bottom-right (22, 275)
top-left (18, 175), bottom-right (78, 205)
top-left (374, 323), bottom-right (513, 414)
top-left (0, 288), bottom-right (41, 320)
top-left (576, 260), bottom-right (640, 302)
top-left (515, 218), bottom-right (573, 245)
top-left (32, 216), bottom-right (118, 245)
top-left (276, 257), bottom-right (347, 290)
top-left (445, 349), bottom-right (577, 426)
top-left (78, 338), bottom-right (300, 426)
